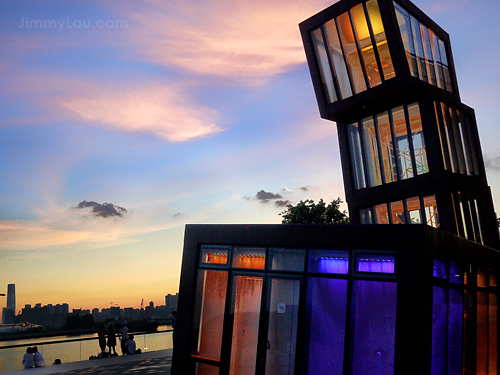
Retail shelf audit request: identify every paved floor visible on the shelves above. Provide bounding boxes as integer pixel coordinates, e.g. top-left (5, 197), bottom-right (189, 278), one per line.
top-left (3, 349), bottom-right (172, 375)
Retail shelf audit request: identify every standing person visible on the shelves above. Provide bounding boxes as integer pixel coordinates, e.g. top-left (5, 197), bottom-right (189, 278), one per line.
top-left (107, 324), bottom-right (117, 356)
top-left (118, 325), bottom-right (129, 355)
top-left (33, 346), bottom-right (46, 367)
top-left (22, 347), bottom-right (34, 369)
top-left (98, 325), bottom-right (107, 354)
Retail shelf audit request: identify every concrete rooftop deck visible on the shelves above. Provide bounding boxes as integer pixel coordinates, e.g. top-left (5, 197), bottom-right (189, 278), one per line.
top-left (2, 349), bottom-right (172, 375)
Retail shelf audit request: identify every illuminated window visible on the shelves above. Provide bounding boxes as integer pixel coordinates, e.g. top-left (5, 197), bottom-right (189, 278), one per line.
top-left (233, 247), bottom-right (266, 269)
top-left (308, 250), bottom-right (350, 274)
top-left (356, 254), bottom-right (395, 273)
top-left (201, 245), bottom-right (229, 266)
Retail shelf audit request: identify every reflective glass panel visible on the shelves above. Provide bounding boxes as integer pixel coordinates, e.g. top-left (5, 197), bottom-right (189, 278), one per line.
top-left (421, 25), bottom-right (437, 85)
top-left (411, 16), bottom-right (427, 82)
top-left (438, 39), bottom-right (453, 92)
top-left (440, 103), bottom-right (458, 173)
top-left (394, 3), bottom-right (418, 77)
top-left (351, 4), bottom-right (381, 87)
top-left (308, 250), bottom-right (349, 274)
top-left (201, 245), bottom-right (229, 265)
top-left (457, 111), bottom-right (473, 176)
top-left (377, 111), bottom-right (397, 183)
top-left (406, 196), bottom-right (422, 224)
top-left (391, 106), bottom-right (413, 179)
top-left (407, 103), bottom-right (428, 175)
top-left (366, 0), bottom-right (395, 80)
top-left (352, 280), bottom-right (397, 375)
top-left (374, 203), bottom-right (389, 224)
top-left (230, 275), bottom-right (263, 375)
top-left (306, 278), bottom-right (347, 375)
top-left (193, 270), bottom-right (228, 361)
top-left (434, 101), bottom-right (451, 170)
top-left (311, 28), bottom-right (337, 103)
top-left (337, 12), bottom-right (367, 94)
top-left (390, 200), bottom-right (405, 224)
top-left (359, 208), bottom-right (373, 224)
top-left (431, 286), bottom-right (447, 375)
top-left (433, 260), bottom-right (447, 278)
top-left (268, 248), bottom-right (305, 272)
top-left (449, 260), bottom-right (464, 284)
top-left (356, 254), bottom-right (395, 273)
top-left (474, 200), bottom-right (484, 244)
top-left (448, 289), bottom-right (463, 375)
top-left (423, 195), bottom-right (439, 228)
top-left (430, 30), bottom-right (445, 89)
top-left (324, 19), bottom-right (353, 99)
top-left (362, 117), bottom-right (382, 187)
top-left (449, 108), bottom-right (467, 174)
top-left (348, 123), bottom-right (367, 190)
top-left (232, 247), bottom-right (266, 269)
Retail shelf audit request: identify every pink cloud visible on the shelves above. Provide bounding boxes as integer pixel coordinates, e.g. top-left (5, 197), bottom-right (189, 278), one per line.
top-left (115, 0), bottom-right (334, 83)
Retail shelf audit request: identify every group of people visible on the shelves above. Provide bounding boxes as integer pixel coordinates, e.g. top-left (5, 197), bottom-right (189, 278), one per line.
top-left (22, 346), bottom-right (46, 369)
top-left (97, 324), bottom-right (140, 356)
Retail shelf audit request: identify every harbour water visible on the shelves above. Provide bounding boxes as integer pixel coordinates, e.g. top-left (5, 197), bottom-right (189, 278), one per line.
top-left (0, 327), bottom-right (173, 372)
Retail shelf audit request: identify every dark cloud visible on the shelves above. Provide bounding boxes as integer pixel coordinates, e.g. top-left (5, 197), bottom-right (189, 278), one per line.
top-left (484, 156), bottom-right (500, 172)
top-left (173, 212), bottom-right (182, 217)
top-left (299, 186), bottom-right (309, 191)
top-left (274, 200), bottom-right (290, 207)
top-left (256, 190), bottom-right (282, 203)
top-left (76, 200), bottom-right (127, 218)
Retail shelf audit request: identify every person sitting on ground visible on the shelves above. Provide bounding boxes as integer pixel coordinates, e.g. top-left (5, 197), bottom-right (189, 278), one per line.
top-left (22, 347), bottom-right (34, 369)
top-left (125, 334), bottom-right (137, 355)
top-left (33, 346), bottom-right (46, 367)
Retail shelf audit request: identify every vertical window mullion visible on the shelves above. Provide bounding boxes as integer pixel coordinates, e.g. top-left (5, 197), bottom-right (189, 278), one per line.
top-left (373, 115), bottom-right (387, 185)
top-left (388, 109), bottom-right (402, 180)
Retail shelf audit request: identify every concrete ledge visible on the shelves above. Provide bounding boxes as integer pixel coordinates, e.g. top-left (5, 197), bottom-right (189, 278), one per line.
top-left (2, 349), bottom-right (172, 374)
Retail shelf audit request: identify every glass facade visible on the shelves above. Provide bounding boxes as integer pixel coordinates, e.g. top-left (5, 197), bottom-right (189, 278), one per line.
top-left (192, 245), bottom-right (396, 375)
top-left (394, 1), bottom-right (453, 92)
top-left (451, 192), bottom-right (484, 245)
top-left (310, 0), bottom-right (395, 104)
top-left (348, 102), bottom-right (427, 190)
top-left (360, 194), bottom-right (439, 228)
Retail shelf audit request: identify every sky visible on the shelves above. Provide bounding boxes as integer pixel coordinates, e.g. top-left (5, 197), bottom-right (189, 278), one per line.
top-left (0, 0), bottom-right (499, 312)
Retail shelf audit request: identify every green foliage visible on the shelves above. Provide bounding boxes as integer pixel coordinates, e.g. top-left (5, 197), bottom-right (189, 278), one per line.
top-left (280, 198), bottom-right (349, 224)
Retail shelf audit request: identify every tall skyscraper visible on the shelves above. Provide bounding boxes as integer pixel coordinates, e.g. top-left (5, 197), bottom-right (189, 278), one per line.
top-left (7, 284), bottom-right (15, 313)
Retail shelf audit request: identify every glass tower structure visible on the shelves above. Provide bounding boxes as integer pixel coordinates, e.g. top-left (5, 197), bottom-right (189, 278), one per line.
top-left (300, 0), bottom-right (500, 249)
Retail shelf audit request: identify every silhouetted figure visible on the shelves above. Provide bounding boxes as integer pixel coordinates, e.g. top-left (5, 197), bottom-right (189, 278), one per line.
top-left (98, 324), bottom-right (107, 353)
top-left (125, 334), bottom-right (137, 355)
top-left (171, 311), bottom-right (177, 345)
top-left (22, 347), bottom-right (34, 369)
top-left (33, 346), bottom-right (46, 367)
top-left (118, 325), bottom-right (129, 355)
top-left (107, 324), bottom-right (117, 355)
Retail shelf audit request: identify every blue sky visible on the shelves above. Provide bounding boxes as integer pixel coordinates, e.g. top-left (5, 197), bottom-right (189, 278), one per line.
top-left (1, 0), bottom-right (499, 311)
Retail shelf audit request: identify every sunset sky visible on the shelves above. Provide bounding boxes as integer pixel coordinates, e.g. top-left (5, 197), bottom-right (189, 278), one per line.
top-left (1, 0), bottom-right (499, 312)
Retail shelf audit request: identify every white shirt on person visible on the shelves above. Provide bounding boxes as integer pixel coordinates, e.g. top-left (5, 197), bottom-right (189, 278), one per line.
top-left (125, 340), bottom-right (136, 355)
top-left (22, 353), bottom-right (34, 368)
top-left (118, 326), bottom-right (129, 341)
top-left (34, 352), bottom-right (46, 367)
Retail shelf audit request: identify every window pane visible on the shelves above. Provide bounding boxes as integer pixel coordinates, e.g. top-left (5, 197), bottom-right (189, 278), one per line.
top-left (424, 195), bottom-right (439, 228)
top-left (449, 260), bottom-right (464, 284)
top-left (477, 291), bottom-right (488, 374)
top-left (457, 111), bottom-right (474, 176)
top-left (448, 289), bottom-right (463, 375)
top-left (410, 16), bottom-right (428, 82)
top-left (356, 254), bottom-right (395, 273)
top-left (406, 196), bottom-right (422, 224)
top-left (308, 250), bottom-right (349, 274)
top-left (449, 108), bottom-right (467, 174)
top-left (377, 112), bottom-right (397, 183)
top-left (440, 103), bottom-right (458, 173)
top-left (431, 286), bottom-right (447, 375)
top-left (478, 267), bottom-right (488, 288)
top-left (407, 103), bottom-right (428, 175)
top-left (337, 12), bottom-right (367, 94)
top-left (374, 203), bottom-right (389, 224)
top-left (362, 117), bottom-right (382, 187)
top-left (391, 106), bottom-right (413, 179)
top-left (348, 123), bottom-right (367, 189)
top-left (390, 200), bottom-right (405, 224)
top-left (360, 208), bottom-right (373, 224)
top-left (490, 293), bottom-right (498, 374)
top-left (421, 25), bottom-right (437, 86)
top-left (434, 101), bottom-right (451, 170)
top-left (351, 4), bottom-right (381, 87)
top-left (438, 39), bottom-right (453, 92)
top-left (306, 278), bottom-right (348, 375)
top-left (352, 280), bottom-right (397, 375)
top-left (269, 248), bottom-right (305, 272)
top-left (430, 30), bottom-right (445, 89)
top-left (201, 245), bottom-right (229, 265)
top-left (474, 200), bottom-right (484, 245)
top-left (311, 28), bottom-right (337, 103)
top-left (196, 363), bottom-right (220, 375)
top-left (394, 3), bottom-right (418, 77)
top-left (433, 260), bottom-right (447, 278)
top-left (193, 270), bottom-right (228, 361)
top-left (232, 247), bottom-right (266, 269)
top-left (366, 0), bottom-right (395, 80)
top-left (324, 19), bottom-right (353, 99)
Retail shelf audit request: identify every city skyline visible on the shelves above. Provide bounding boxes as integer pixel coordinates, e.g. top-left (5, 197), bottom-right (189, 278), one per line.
top-left (1, 0), bottom-right (500, 311)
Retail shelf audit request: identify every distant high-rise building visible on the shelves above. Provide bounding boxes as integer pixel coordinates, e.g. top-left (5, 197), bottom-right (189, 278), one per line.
top-left (165, 293), bottom-right (178, 311)
top-left (7, 284), bottom-right (15, 314)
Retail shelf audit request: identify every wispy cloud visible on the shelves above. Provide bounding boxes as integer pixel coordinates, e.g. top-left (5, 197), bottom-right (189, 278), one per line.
top-left (61, 86), bottom-right (222, 142)
top-left (115, 0), bottom-right (333, 83)
top-left (427, 0), bottom-right (469, 13)
top-left (485, 155), bottom-right (500, 173)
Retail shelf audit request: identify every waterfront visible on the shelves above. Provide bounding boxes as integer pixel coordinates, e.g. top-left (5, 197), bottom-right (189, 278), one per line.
top-left (0, 327), bottom-right (172, 371)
